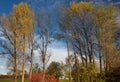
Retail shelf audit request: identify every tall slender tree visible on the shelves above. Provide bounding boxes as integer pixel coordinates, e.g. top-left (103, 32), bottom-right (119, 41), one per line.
top-left (36, 11), bottom-right (53, 82)
top-left (0, 2), bottom-right (34, 82)
top-left (0, 15), bottom-right (19, 82)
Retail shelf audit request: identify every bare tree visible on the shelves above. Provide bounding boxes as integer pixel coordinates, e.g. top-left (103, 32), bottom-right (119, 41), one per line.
top-left (27, 33), bottom-right (35, 79)
top-left (36, 11), bottom-right (53, 82)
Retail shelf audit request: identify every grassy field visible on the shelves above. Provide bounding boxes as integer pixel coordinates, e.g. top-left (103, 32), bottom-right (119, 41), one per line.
top-left (0, 80), bottom-right (69, 82)
top-left (0, 80), bottom-right (27, 82)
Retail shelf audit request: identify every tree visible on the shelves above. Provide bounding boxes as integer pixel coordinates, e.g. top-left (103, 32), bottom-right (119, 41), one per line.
top-left (11, 3), bottom-right (34, 82)
top-left (27, 33), bottom-right (35, 79)
top-left (47, 61), bottom-right (63, 79)
top-left (58, 1), bottom-right (119, 82)
top-left (57, 4), bottom-right (75, 82)
top-left (65, 54), bottom-right (75, 81)
top-left (93, 4), bottom-right (118, 73)
top-left (0, 2), bottom-right (34, 82)
top-left (71, 63), bottom-right (96, 82)
top-left (58, 2), bottom-right (96, 82)
top-left (0, 8), bottom-right (19, 82)
top-left (35, 10), bottom-right (53, 82)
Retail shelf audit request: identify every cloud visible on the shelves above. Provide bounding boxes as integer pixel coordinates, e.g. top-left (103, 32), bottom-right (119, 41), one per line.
top-left (48, 48), bottom-right (68, 64)
top-left (0, 66), bottom-right (6, 75)
top-left (0, 65), bottom-right (5, 69)
top-left (33, 47), bottom-right (68, 65)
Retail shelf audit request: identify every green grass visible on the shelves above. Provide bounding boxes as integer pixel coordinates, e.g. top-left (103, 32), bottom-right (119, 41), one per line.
top-left (0, 79), bottom-right (68, 82)
top-left (60, 80), bottom-right (69, 82)
top-left (0, 80), bottom-right (10, 82)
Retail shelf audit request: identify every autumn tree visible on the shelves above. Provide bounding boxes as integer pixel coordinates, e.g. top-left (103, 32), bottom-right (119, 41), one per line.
top-left (35, 11), bottom-right (53, 82)
top-left (93, 4), bottom-right (118, 73)
top-left (0, 2), bottom-right (34, 82)
top-left (0, 10), bottom-right (19, 82)
top-left (13, 3), bottom-right (34, 82)
top-left (58, 1), bottom-right (119, 82)
top-left (57, 4), bottom-right (75, 82)
top-left (58, 2), bottom-right (96, 82)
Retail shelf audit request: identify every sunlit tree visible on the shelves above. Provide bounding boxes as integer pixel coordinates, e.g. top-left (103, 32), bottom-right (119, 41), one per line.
top-left (58, 1), bottom-right (119, 82)
top-left (0, 2), bottom-right (34, 82)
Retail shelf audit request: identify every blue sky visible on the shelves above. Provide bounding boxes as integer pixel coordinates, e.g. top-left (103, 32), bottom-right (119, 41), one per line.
top-left (0, 58), bottom-right (7, 75)
top-left (0, 0), bottom-right (21, 15)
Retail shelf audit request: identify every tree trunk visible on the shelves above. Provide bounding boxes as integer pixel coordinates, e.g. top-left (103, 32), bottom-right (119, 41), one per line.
top-left (72, 40), bottom-right (80, 82)
top-left (100, 54), bottom-right (102, 73)
top-left (42, 61), bottom-right (46, 82)
top-left (22, 54), bottom-right (25, 82)
top-left (14, 35), bottom-right (17, 82)
top-left (66, 40), bottom-right (71, 82)
top-left (98, 41), bottom-right (102, 73)
top-left (29, 42), bottom-right (34, 80)
top-left (22, 35), bottom-right (26, 82)
top-left (13, 56), bottom-right (17, 82)
top-left (29, 58), bottom-right (33, 80)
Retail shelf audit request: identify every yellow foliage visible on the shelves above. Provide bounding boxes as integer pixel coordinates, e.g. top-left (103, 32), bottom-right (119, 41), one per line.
top-left (93, 4), bottom-right (118, 28)
top-left (1, 2), bottom-right (34, 51)
top-left (12, 2), bottom-right (34, 34)
top-left (69, 1), bottom-right (93, 14)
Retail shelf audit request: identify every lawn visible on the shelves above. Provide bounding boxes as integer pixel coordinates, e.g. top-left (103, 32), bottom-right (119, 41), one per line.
top-left (60, 80), bottom-right (69, 82)
top-left (0, 79), bottom-right (68, 82)
top-left (0, 80), bottom-right (28, 82)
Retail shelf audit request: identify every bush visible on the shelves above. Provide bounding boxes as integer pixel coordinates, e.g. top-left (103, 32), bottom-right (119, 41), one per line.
top-left (30, 73), bottom-right (59, 82)
top-left (0, 75), bottom-right (12, 79)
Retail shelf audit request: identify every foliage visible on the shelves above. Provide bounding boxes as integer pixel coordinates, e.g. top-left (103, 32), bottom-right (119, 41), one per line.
top-left (60, 63), bottom-right (69, 80)
top-left (69, 1), bottom-right (93, 15)
top-left (104, 66), bottom-right (120, 82)
top-left (59, 1), bottom-right (119, 82)
top-left (0, 2), bottom-right (34, 82)
top-left (30, 73), bottom-right (59, 82)
top-left (0, 1), bottom-right (120, 82)
top-left (96, 71), bottom-right (106, 82)
top-left (71, 63), bottom-right (97, 82)
top-left (12, 2), bottom-right (34, 34)
top-left (47, 61), bottom-right (63, 79)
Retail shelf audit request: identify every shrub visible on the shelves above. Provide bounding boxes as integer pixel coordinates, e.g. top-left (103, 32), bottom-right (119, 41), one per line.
top-left (30, 73), bottom-right (59, 82)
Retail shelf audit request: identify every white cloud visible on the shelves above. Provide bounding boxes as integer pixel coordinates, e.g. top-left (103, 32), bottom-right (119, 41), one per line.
top-left (0, 72), bottom-right (7, 75)
top-left (33, 47), bottom-right (68, 64)
top-left (48, 48), bottom-right (68, 64)
top-left (0, 65), bottom-right (5, 69)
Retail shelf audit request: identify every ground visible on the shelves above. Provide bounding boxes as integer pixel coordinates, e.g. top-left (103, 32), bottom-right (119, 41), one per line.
top-left (0, 79), bottom-right (69, 82)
